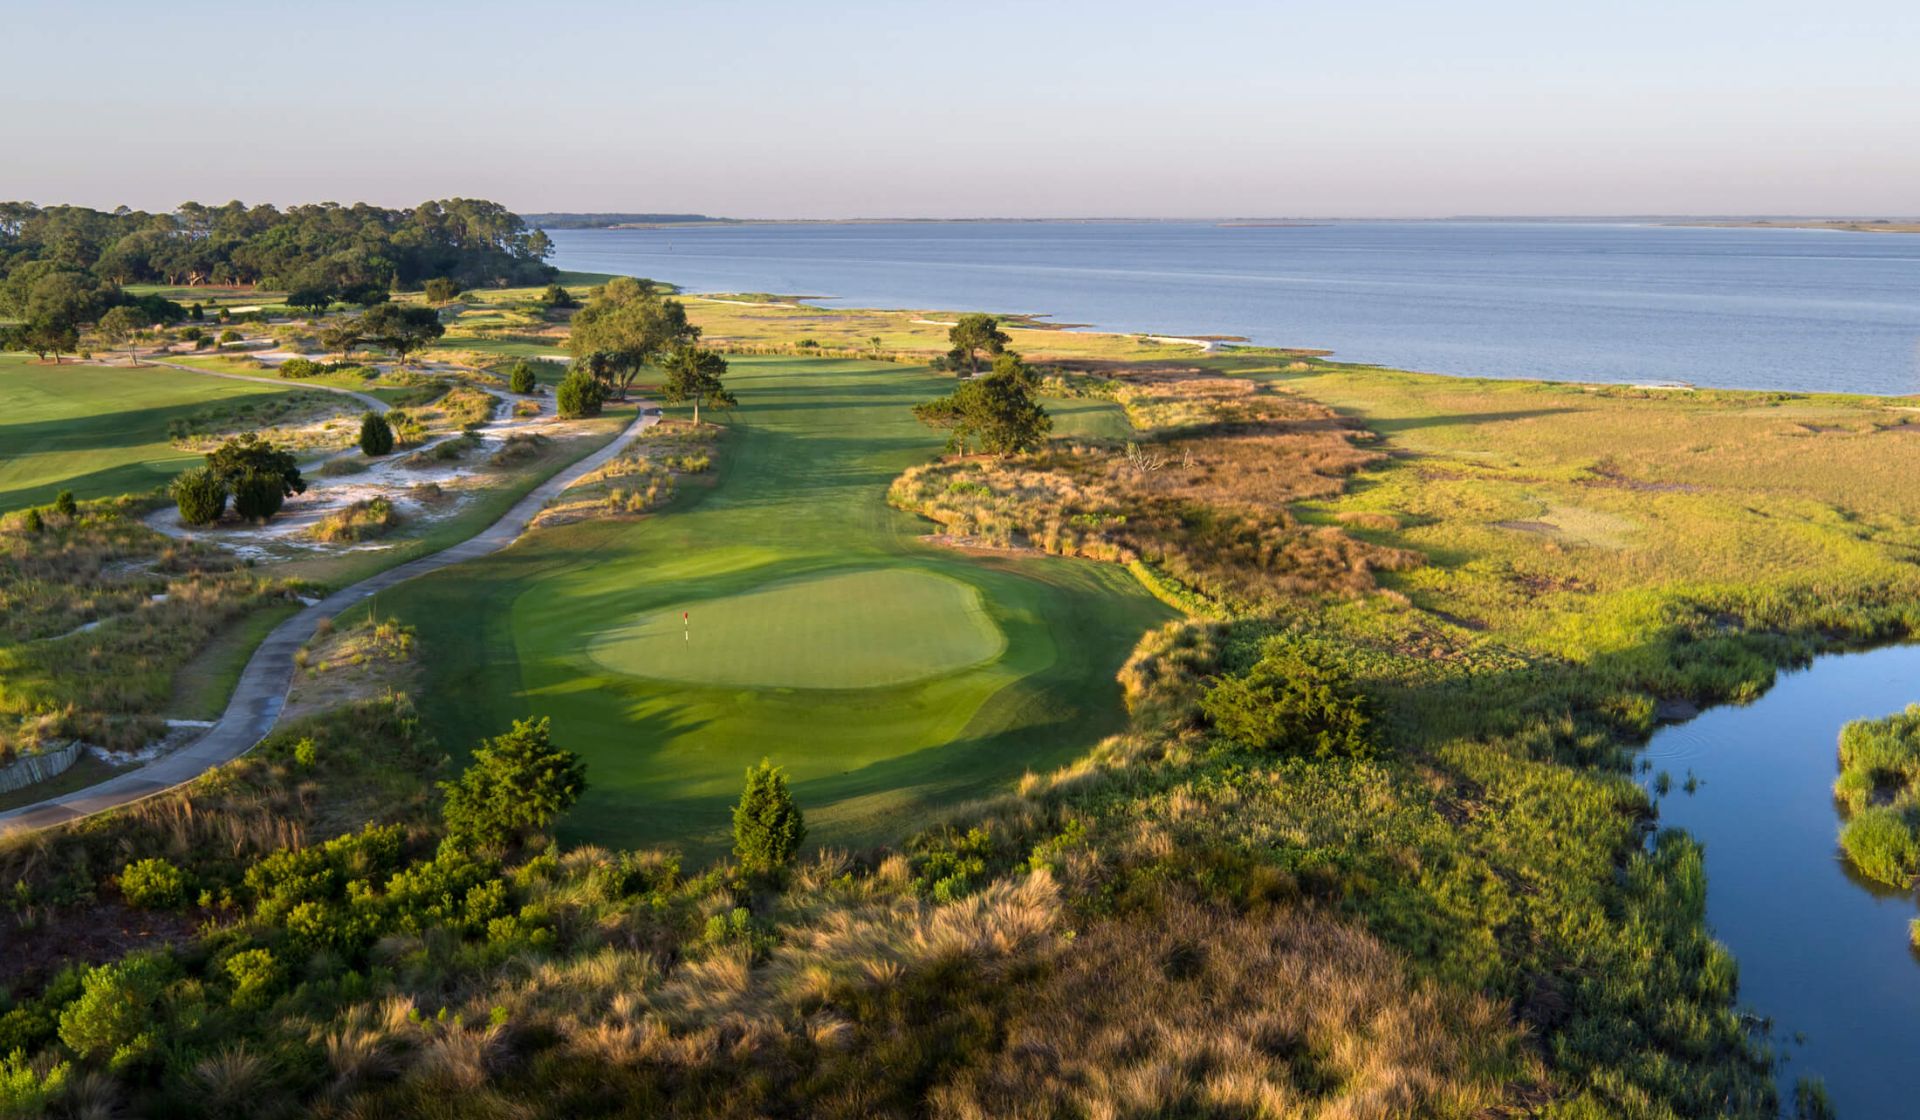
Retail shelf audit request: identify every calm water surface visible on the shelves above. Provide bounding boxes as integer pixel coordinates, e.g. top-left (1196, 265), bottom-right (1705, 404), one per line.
top-left (1642, 644), bottom-right (1920, 1116)
top-left (547, 221), bottom-right (1920, 395)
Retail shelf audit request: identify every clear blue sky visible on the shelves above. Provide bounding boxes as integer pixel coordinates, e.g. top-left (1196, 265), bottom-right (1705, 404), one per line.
top-left (9, 0), bottom-right (1918, 217)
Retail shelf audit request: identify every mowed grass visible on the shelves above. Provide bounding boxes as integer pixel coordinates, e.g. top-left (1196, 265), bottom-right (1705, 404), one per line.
top-left (588, 568), bottom-right (1005, 689)
top-left (380, 356), bottom-right (1173, 854)
top-left (1045, 395), bottom-right (1133, 440)
top-left (0, 355), bottom-right (303, 509)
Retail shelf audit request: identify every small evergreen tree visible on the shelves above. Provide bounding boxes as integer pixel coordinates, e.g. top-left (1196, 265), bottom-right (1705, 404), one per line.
top-left (170, 466), bottom-right (228, 525)
top-left (732, 759), bottom-right (806, 877)
top-left (231, 470), bottom-right (287, 522)
top-left (556, 369), bottom-right (605, 418)
top-left (359, 411), bottom-right (395, 456)
top-left (440, 717), bottom-right (587, 850)
top-left (509, 359), bottom-right (537, 394)
top-left (53, 489), bottom-right (77, 518)
top-left (21, 508), bottom-right (44, 534)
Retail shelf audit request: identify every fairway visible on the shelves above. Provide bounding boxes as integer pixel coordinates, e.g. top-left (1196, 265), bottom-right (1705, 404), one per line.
top-left (589, 568), bottom-right (1004, 689)
top-left (381, 356), bottom-right (1173, 854)
top-left (0, 356), bottom-right (303, 509)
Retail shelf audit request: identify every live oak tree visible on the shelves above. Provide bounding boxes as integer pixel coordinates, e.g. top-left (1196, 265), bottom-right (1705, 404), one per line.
top-left (947, 312), bottom-right (1011, 376)
top-left (357, 303), bottom-right (445, 366)
top-left (286, 287), bottom-right (334, 317)
top-left (321, 319), bottom-right (364, 361)
top-left (566, 276), bottom-right (699, 400)
top-left (913, 351), bottom-right (1052, 456)
top-left (96, 305), bottom-right (147, 365)
top-left (661, 345), bottom-right (736, 425)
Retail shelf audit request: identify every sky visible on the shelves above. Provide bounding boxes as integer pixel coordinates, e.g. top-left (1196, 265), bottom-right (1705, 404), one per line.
top-left (7, 0), bottom-right (1919, 218)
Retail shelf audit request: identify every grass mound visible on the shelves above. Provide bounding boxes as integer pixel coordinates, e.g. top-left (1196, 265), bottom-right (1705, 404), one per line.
top-left (588, 568), bottom-right (1005, 690)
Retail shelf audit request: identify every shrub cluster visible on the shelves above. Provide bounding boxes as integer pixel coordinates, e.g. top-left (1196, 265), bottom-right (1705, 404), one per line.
top-left (117, 857), bottom-right (191, 910)
top-left (1200, 647), bottom-right (1376, 758)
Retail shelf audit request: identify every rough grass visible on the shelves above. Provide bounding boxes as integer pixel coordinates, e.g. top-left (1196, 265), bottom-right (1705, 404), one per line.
top-left (308, 498), bottom-right (399, 543)
top-left (890, 372), bottom-right (1417, 614)
top-left (0, 500), bottom-right (303, 757)
top-left (536, 419), bottom-right (714, 527)
top-left (1833, 707), bottom-right (1920, 885)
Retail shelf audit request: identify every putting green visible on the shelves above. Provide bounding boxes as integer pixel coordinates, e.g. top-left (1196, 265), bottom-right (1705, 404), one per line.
top-left (588, 568), bottom-right (1004, 689)
top-left (381, 355), bottom-right (1175, 855)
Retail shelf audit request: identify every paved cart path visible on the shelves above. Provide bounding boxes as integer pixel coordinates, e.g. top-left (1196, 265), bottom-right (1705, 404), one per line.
top-left (0, 403), bottom-right (655, 837)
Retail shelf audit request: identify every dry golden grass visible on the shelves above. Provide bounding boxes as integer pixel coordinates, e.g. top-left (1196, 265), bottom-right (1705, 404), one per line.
top-left (308, 498), bottom-right (399, 543)
top-left (892, 374), bottom-right (1417, 612)
top-left (931, 901), bottom-right (1535, 1120)
top-left (536, 419), bottom-right (718, 528)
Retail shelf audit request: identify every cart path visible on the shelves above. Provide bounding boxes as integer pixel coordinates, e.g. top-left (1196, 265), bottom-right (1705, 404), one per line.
top-left (0, 403), bottom-right (656, 837)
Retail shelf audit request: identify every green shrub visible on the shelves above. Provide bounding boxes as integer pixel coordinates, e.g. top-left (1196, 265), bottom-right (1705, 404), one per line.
top-left (0, 1049), bottom-right (70, 1118)
top-left (222, 948), bottom-right (280, 1008)
top-left (206, 433), bottom-right (305, 522)
top-left (1199, 653), bottom-right (1374, 758)
top-left (56, 955), bottom-right (170, 1063)
top-left (1839, 806), bottom-right (1920, 887)
top-left (118, 857), bottom-right (190, 910)
top-left (440, 717), bottom-right (587, 850)
top-left (509, 360), bottom-right (537, 395)
top-left (52, 490), bottom-right (76, 518)
top-left (556, 370), bottom-right (605, 419)
top-left (732, 758), bottom-right (806, 878)
top-left (170, 466), bottom-right (228, 525)
top-left (359, 411), bottom-right (395, 456)
top-left (20, 508), bottom-right (43, 535)
top-left (230, 470), bottom-right (288, 521)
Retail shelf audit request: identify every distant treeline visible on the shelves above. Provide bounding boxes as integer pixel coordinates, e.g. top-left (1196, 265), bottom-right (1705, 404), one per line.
top-left (525, 212), bottom-right (726, 229)
top-left (0, 198), bottom-right (557, 295)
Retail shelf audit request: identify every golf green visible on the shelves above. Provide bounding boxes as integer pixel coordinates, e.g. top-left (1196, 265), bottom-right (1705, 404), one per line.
top-left (379, 356), bottom-right (1174, 855)
top-left (588, 568), bottom-right (1005, 689)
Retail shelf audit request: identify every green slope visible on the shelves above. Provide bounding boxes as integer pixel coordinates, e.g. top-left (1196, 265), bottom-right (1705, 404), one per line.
top-left (380, 356), bottom-right (1172, 855)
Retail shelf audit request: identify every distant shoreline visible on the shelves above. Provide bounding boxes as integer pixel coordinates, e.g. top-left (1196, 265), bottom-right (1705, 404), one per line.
top-left (534, 214), bottom-right (1920, 232)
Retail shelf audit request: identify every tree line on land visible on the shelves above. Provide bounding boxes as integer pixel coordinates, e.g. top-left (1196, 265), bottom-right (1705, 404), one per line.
top-left (0, 198), bottom-right (554, 292)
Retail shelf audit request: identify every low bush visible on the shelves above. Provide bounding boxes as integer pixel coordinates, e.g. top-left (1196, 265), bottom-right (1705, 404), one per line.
top-left (1200, 649), bottom-right (1375, 758)
top-left (387, 410), bottom-right (428, 447)
top-left (509, 360), bottom-right (537, 394)
top-left (117, 857), bottom-right (191, 910)
top-left (170, 466), bottom-right (228, 525)
top-left (310, 498), bottom-right (398, 543)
